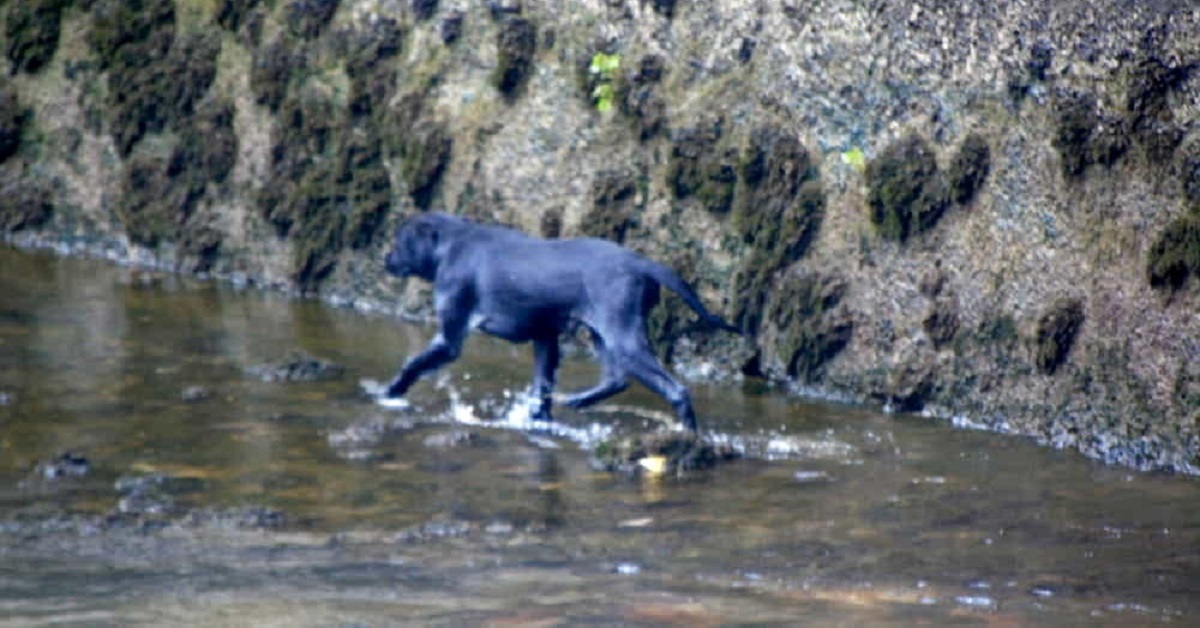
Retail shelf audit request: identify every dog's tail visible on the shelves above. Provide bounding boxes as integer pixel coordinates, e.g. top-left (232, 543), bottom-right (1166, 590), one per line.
top-left (639, 259), bottom-right (742, 335)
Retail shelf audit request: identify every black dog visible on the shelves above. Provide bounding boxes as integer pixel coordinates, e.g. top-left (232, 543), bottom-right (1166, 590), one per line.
top-left (382, 212), bottom-right (739, 431)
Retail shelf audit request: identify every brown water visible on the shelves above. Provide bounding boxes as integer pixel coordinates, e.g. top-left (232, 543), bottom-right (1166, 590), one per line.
top-left (0, 247), bottom-right (1198, 626)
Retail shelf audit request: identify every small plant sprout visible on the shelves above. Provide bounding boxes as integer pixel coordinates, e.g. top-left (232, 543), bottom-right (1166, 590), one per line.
top-left (589, 52), bottom-right (621, 112)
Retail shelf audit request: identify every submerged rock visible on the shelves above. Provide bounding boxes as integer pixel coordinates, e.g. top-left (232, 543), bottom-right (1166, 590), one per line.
top-left (245, 351), bottom-right (344, 382)
top-left (592, 431), bottom-right (740, 477)
top-left (27, 451), bottom-right (91, 483)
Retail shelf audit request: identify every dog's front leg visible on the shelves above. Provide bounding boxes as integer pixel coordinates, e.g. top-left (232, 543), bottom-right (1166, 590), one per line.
top-left (385, 290), bottom-right (471, 398)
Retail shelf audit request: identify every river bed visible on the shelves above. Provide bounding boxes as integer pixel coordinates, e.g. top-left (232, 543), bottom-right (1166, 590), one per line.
top-left (1, 247), bottom-right (1198, 626)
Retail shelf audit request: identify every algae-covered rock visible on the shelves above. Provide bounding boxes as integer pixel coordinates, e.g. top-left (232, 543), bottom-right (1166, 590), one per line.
top-left (5, 0), bottom-right (68, 74)
top-left (0, 88), bottom-right (28, 163)
top-left (493, 16), bottom-right (536, 101)
top-left (0, 178), bottom-right (53, 233)
top-left (592, 431), bottom-right (739, 477)
top-left (866, 134), bottom-right (947, 242)
top-left (1032, 298), bottom-right (1085, 375)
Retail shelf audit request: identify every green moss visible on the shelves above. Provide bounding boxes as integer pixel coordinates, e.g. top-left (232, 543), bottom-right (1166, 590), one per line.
top-left (1052, 90), bottom-right (1132, 178)
top-left (580, 170), bottom-right (637, 243)
top-left (251, 40), bottom-right (303, 112)
top-left (119, 100), bottom-right (235, 253)
top-left (1052, 91), bottom-right (1098, 178)
top-left (285, 0), bottom-right (339, 40)
top-left (668, 118), bottom-right (737, 214)
top-left (0, 178), bottom-right (53, 232)
top-left (91, 0), bottom-right (221, 156)
top-left (1183, 142), bottom-right (1200, 210)
top-left (767, 272), bottom-right (853, 381)
top-left (289, 165), bottom-right (346, 290)
top-left (649, 0), bottom-right (675, 19)
top-left (1146, 214), bottom-right (1200, 292)
top-left (345, 17), bottom-right (404, 118)
top-left (412, 0), bottom-right (438, 21)
top-left (216, 0), bottom-right (263, 32)
top-left (6, 0), bottom-right (69, 74)
top-left (729, 127), bottom-right (826, 333)
top-left (384, 95), bottom-right (452, 210)
top-left (1125, 55), bottom-right (1188, 164)
top-left (947, 133), bottom-right (991, 205)
top-left (0, 88), bottom-right (28, 163)
top-left (492, 16), bottom-right (536, 101)
top-left (866, 134), bottom-right (946, 242)
top-left (618, 55), bottom-right (667, 141)
top-left (337, 131), bottom-right (392, 250)
top-left (258, 83), bottom-right (395, 288)
top-left (119, 152), bottom-right (184, 246)
top-left (922, 299), bottom-right (959, 348)
top-left (440, 10), bottom-right (463, 45)
top-left (1033, 297), bottom-right (1085, 375)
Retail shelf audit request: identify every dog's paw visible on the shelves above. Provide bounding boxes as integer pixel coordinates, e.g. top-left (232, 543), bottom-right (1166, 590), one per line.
top-left (360, 379), bottom-right (411, 409)
top-left (376, 396), bottom-right (412, 410)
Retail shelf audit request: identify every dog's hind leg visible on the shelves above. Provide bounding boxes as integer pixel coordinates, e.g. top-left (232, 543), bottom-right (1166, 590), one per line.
top-left (558, 333), bottom-right (629, 409)
top-left (528, 336), bottom-right (560, 420)
top-left (625, 348), bottom-right (698, 432)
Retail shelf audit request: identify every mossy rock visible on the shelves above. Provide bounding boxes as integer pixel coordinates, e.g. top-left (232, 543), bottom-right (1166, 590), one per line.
top-left (0, 88), bottom-right (28, 163)
top-left (286, 0), bottom-right (339, 40)
top-left (260, 90), bottom-right (393, 287)
top-left (1051, 90), bottom-right (1130, 178)
top-left (439, 10), bottom-right (464, 45)
top-left (729, 126), bottom-right (826, 333)
top-left (345, 18), bottom-right (404, 118)
top-left (217, 0), bottom-right (263, 34)
top-left (648, 0), bottom-right (676, 19)
top-left (261, 92), bottom-right (341, 234)
top-left (1052, 91), bottom-right (1098, 178)
top-left (923, 298), bottom-right (960, 348)
top-left (617, 55), bottom-right (668, 140)
top-left (5, 0), bottom-right (68, 74)
top-left (119, 152), bottom-right (188, 247)
top-left (581, 170), bottom-right (637, 243)
top-left (1125, 55), bottom-right (1188, 164)
top-left (866, 134), bottom-right (947, 242)
top-left (412, 0), bottom-right (438, 21)
top-left (734, 127), bottom-right (823, 255)
top-left (90, 0), bottom-right (175, 69)
top-left (1032, 297), bottom-right (1085, 375)
top-left (251, 40), bottom-right (304, 112)
top-left (668, 119), bottom-right (737, 214)
top-left (337, 130), bottom-right (392, 250)
top-left (97, 10), bottom-right (221, 157)
top-left (768, 271), bottom-right (853, 381)
top-left (947, 133), bottom-right (991, 205)
top-left (386, 105), bottom-right (452, 210)
top-left (290, 165), bottom-right (347, 290)
top-left (1182, 141), bottom-right (1200, 209)
top-left (493, 17), bottom-right (536, 101)
top-left (1146, 214), bottom-right (1200, 292)
top-left (591, 431), bottom-right (739, 477)
top-left (0, 178), bottom-right (53, 232)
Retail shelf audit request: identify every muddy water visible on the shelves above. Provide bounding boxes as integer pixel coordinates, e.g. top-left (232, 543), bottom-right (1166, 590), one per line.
top-left (0, 247), bottom-right (1198, 626)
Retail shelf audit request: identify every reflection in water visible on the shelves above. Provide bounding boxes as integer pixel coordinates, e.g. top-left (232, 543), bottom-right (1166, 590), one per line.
top-left (1, 247), bottom-right (1199, 625)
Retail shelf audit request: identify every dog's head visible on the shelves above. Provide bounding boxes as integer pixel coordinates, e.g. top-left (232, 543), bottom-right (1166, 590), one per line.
top-left (385, 213), bottom-right (443, 281)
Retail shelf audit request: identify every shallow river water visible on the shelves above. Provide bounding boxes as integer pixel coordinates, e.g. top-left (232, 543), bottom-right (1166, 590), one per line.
top-left (1, 247), bottom-right (1198, 626)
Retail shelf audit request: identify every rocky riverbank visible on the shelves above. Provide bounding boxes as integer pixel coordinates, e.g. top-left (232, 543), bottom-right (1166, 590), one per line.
top-left (1, 0), bottom-right (1197, 472)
